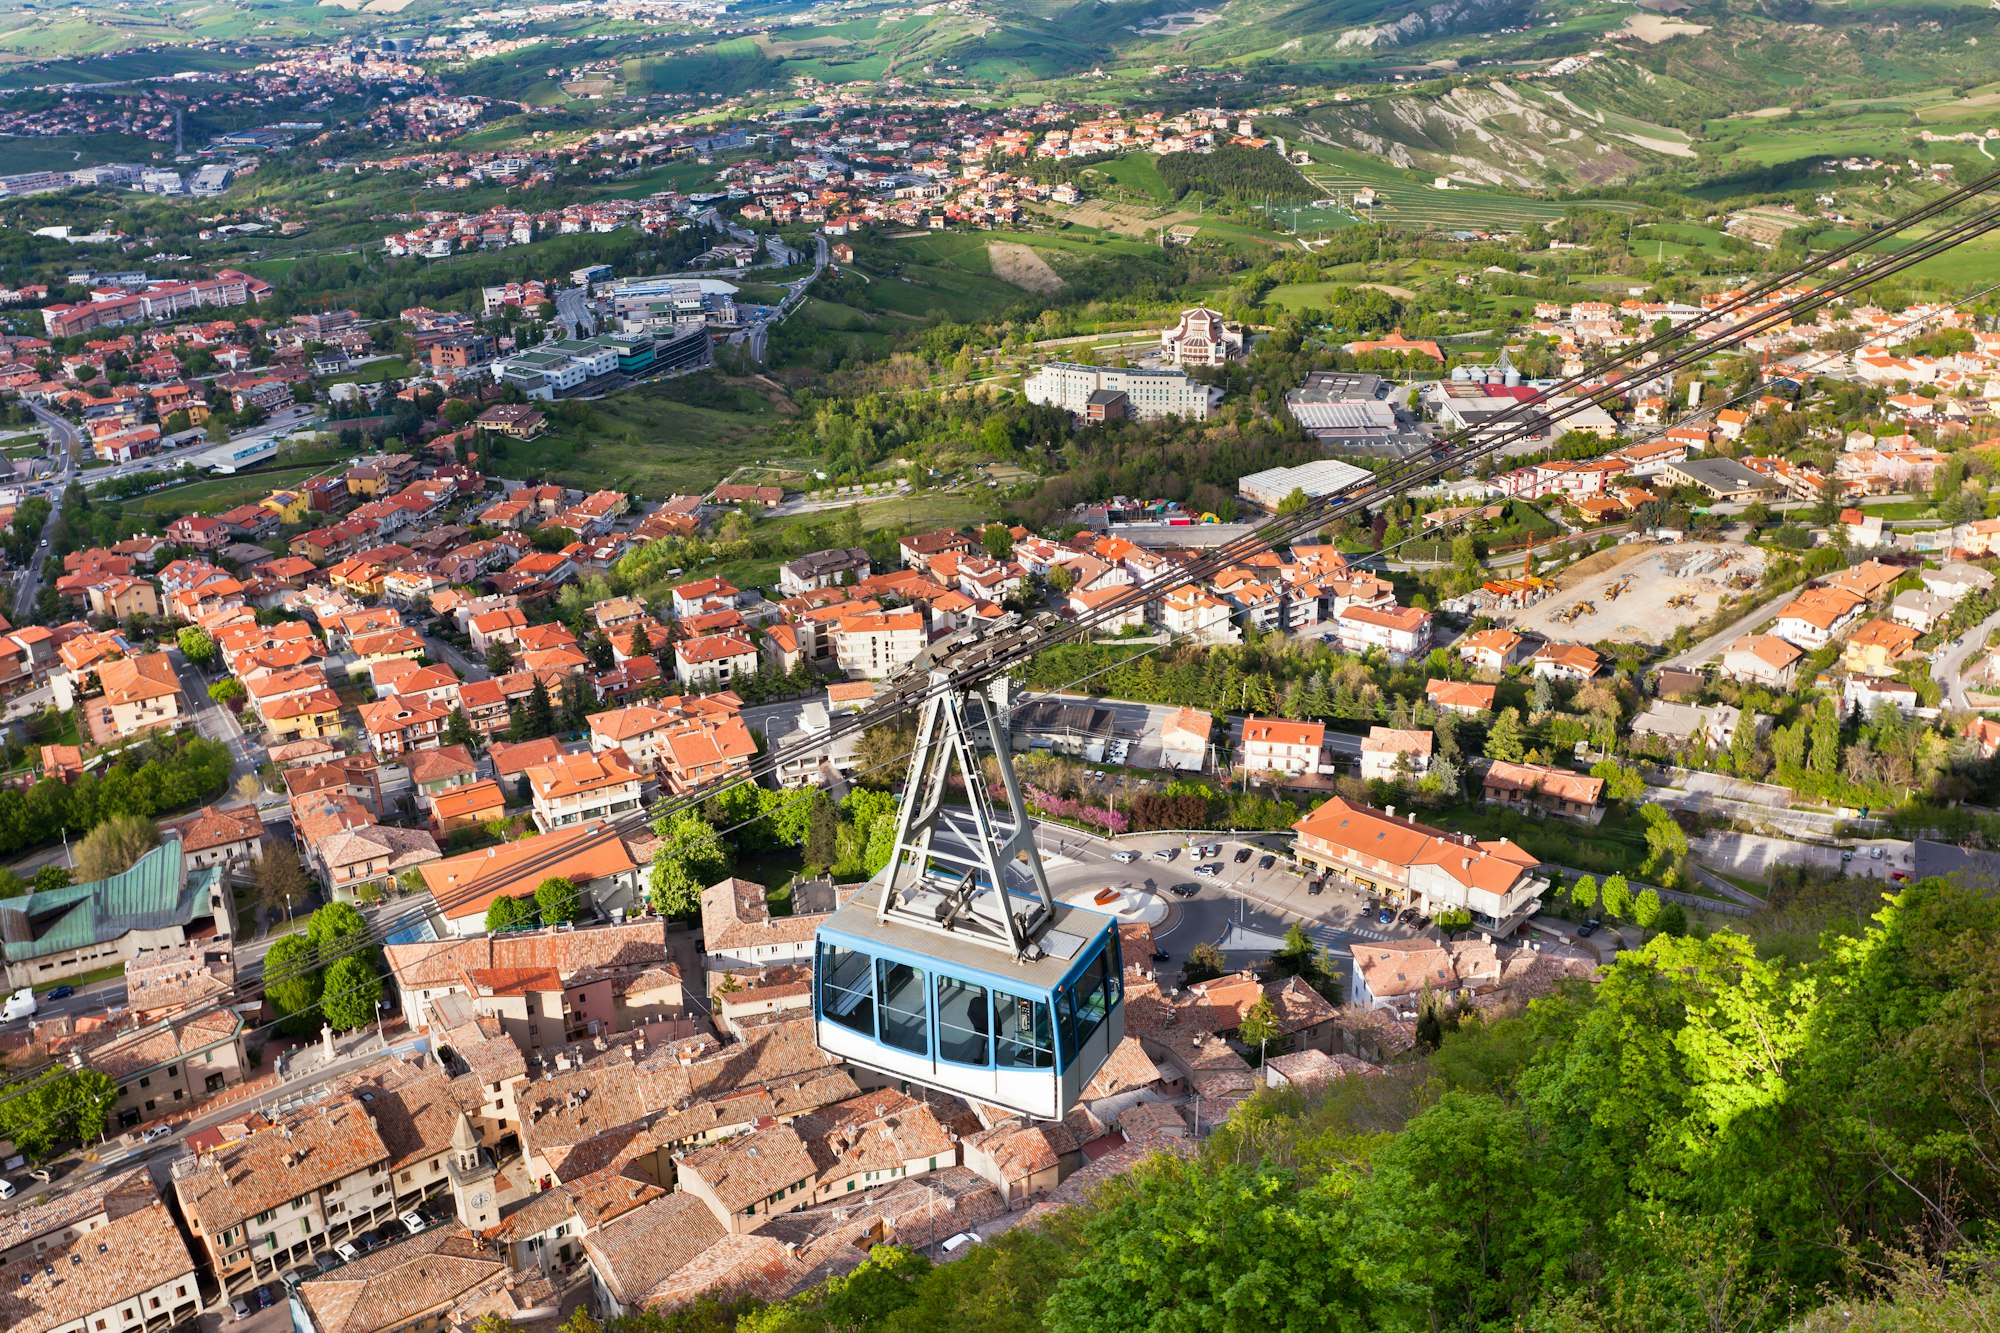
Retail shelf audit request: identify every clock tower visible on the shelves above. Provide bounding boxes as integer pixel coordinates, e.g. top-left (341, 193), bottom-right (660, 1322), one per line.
top-left (446, 1111), bottom-right (497, 1230)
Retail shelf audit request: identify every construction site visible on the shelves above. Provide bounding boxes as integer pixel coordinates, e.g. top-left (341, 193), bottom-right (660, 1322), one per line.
top-left (1509, 541), bottom-right (1766, 646)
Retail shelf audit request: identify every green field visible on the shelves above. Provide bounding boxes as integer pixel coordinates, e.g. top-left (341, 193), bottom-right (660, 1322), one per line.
top-left (120, 464), bottom-right (327, 518)
top-left (507, 376), bottom-right (799, 497)
top-left (1294, 145), bottom-right (1637, 232)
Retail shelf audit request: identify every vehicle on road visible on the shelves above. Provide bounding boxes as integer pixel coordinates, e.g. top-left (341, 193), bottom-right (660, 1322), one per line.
top-left (1194, 864), bottom-right (1218, 877)
top-left (1577, 918), bottom-right (1603, 938)
top-left (1169, 882), bottom-right (1198, 898)
top-left (1113, 850), bottom-right (1139, 864)
top-left (1889, 870), bottom-right (1910, 883)
top-left (28, 1168), bottom-right (51, 1183)
top-left (1150, 948), bottom-right (1170, 963)
top-left (45, 985), bottom-right (72, 1000)
top-left (1, 988), bottom-right (36, 1022)
top-left (139, 1125), bottom-right (172, 1143)
top-left (1151, 848), bottom-right (1175, 861)
top-left (0, 1179), bottom-right (14, 1200)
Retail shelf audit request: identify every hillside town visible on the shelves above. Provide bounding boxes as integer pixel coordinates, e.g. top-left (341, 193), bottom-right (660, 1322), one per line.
top-left (7, 18), bottom-right (2000, 1323)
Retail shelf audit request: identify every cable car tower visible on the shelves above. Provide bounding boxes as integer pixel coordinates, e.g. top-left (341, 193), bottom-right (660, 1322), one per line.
top-left (873, 673), bottom-right (1059, 959)
top-left (814, 639), bottom-right (1125, 1122)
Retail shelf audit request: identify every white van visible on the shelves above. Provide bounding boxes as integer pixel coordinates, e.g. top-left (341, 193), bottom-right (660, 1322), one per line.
top-left (0, 1179), bottom-right (16, 1200)
top-left (0, 988), bottom-right (35, 1023)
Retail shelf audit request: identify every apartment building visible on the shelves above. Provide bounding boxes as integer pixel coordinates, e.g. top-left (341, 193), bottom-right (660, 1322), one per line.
top-left (526, 748), bottom-right (644, 832)
top-left (1023, 362), bottom-right (1214, 421)
top-left (673, 634), bottom-right (758, 689)
top-left (0, 1169), bottom-right (203, 1333)
top-left (1334, 604), bottom-right (1433, 660)
top-left (1238, 717), bottom-right (1326, 778)
top-left (89, 653), bottom-right (180, 741)
top-left (1292, 797), bottom-right (1546, 934)
top-left (831, 610), bottom-right (926, 680)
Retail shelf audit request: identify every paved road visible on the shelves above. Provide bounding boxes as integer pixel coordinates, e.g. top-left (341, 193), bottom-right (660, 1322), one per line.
top-left (425, 631), bottom-right (492, 685)
top-left (555, 284), bottom-right (596, 339)
top-left (1934, 604), bottom-right (2000, 708)
top-left (171, 648), bottom-right (267, 795)
top-left (15, 404), bottom-right (78, 617)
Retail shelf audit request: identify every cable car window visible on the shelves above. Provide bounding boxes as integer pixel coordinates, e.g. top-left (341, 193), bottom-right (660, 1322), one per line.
top-left (1069, 944), bottom-right (1113, 1053)
top-left (935, 976), bottom-right (990, 1067)
top-left (877, 960), bottom-right (930, 1056)
top-left (819, 944), bottom-right (875, 1037)
top-left (992, 989), bottom-right (1053, 1068)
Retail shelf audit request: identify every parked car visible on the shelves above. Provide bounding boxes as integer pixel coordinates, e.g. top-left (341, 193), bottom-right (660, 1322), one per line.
top-left (335, 1242), bottom-right (360, 1262)
top-left (1871, 846), bottom-right (1884, 860)
top-left (1577, 918), bottom-right (1602, 938)
top-left (253, 1287), bottom-right (272, 1310)
top-left (1234, 847), bottom-right (1252, 863)
top-left (140, 1125), bottom-right (172, 1143)
top-left (1308, 879), bottom-right (1323, 896)
top-left (45, 985), bottom-right (72, 1001)
top-left (1376, 908), bottom-right (1394, 925)
top-left (0, 1179), bottom-right (14, 1200)
top-left (231, 1299), bottom-right (251, 1322)
top-left (1112, 850), bottom-right (1139, 864)
top-left (400, 1212), bottom-right (426, 1235)
top-left (1258, 855), bottom-right (1275, 870)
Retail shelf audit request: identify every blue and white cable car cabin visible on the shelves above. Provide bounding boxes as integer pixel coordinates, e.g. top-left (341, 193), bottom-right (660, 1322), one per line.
top-left (813, 669), bottom-right (1125, 1121)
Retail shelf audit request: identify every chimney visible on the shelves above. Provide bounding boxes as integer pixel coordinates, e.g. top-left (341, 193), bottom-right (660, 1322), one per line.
top-left (1384, 805), bottom-right (1396, 820)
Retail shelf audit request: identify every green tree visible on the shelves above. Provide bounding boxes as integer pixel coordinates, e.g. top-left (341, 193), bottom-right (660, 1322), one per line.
top-left (0, 1068), bottom-right (118, 1160)
top-left (73, 812), bottom-right (158, 882)
top-left (485, 895), bottom-right (533, 932)
top-left (1485, 707), bottom-right (1525, 763)
top-left (32, 865), bottom-right (70, 893)
top-left (1275, 486), bottom-right (1312, 515)
top-left (442, 706), bottom-right (478, 750)
top-left (177, 625), bottom-right (216, 666)
top-left (1239, 996), bottom-right (1282, 1060)
top-left (1046, 1155), bottom-right (1361, 1333)
top-left (1182, 940), bottom-right (1227, 985)
top-left (980, 523), bottom-right (1013, 559)
top-left (306, 900), bottom-right (371, 957)
top-left (264, 932), bottom-right (323, 1035)
top-left (1632, 886), bottom-right (1663, 930)
top-left (1588, 759), bottom-right (1647, 803)
top-left (207, 677), bottom-right (245, 704)
top-left (1640, 806), bottom-right (1690, 879)
top-left (1601, 873), bottom-right (1632, 919)
top-left (1809, 696), bottom-right (1842, 775)
top-left (1571, 874), bottom-right (1599, 911)
top-left (649, 810), bottom-right (731, 917)
top-left (534, 875), bottom-right (579, 926)
top-left (485, 640), bottom-right (516, 674)
top-left (321, 953), bottom-right (383, 1032)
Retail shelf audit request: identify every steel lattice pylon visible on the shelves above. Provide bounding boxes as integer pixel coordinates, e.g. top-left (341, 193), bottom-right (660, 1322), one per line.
top-left (873, 672), bottom-right (1056, 960)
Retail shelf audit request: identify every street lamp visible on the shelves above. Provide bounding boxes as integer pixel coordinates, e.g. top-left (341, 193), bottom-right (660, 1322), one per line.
top-left (375, 998), bottom-right (389, 1048)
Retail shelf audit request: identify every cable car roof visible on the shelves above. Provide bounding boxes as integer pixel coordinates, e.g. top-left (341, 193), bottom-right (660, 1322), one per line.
top-left (817, 898), bottom-right (1117, 994)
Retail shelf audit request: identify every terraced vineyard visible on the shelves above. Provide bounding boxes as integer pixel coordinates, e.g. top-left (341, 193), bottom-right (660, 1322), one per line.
top-left (1295, 148), bottom-right (1639, 233)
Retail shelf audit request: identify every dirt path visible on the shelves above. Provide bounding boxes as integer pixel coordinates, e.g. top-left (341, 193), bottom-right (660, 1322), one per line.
top-left (988, 241), bottom-right (1064, 295)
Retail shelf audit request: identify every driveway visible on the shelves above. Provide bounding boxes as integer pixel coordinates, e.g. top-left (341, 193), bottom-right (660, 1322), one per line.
top-left (1933, 604), bottom-right (2000, 708)
top-left (1695, 830), bottom-right (1913, 883)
